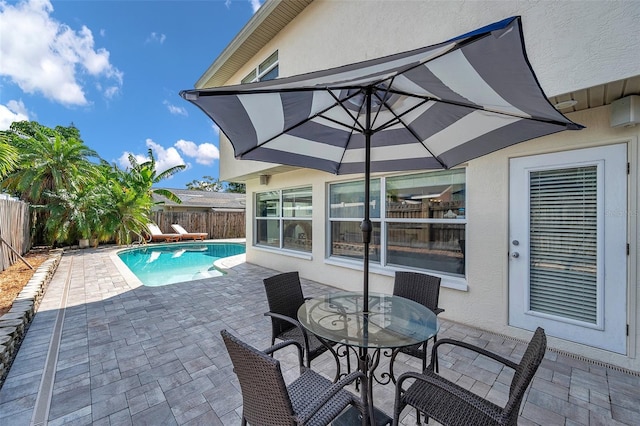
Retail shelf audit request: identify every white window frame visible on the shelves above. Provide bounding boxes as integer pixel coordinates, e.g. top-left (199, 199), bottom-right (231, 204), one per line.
top-left (255, 186), bottom-right (312, 254)
top-left (242, 51), bottom-right (279, 83)
top-left (327, 170), bottom-right (467, 281)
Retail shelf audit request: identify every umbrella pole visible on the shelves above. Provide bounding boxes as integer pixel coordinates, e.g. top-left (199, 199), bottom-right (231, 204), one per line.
top-left (361, 87), bottom-right (373, 314)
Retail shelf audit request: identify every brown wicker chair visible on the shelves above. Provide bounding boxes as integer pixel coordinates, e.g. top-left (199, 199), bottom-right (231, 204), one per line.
top-left (263, 272), bottom-right (342, 376)
top-left (393, 327), bottom-right (547, 426)
top-left (389, 271), bottom-right (444, 381)
top-left (221, 329), bottom-right (367, 426)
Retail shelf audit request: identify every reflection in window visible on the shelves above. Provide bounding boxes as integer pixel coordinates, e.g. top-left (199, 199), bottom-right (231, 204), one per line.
top-left (328, 170), bottom-right (466, 276)
top-left (330, 221), bottom-right (381, 262)
top-left (330, 179), bottom-right (381, 219)
top-left (256, 187), bottom-right (312, 253)
top-left (329, 179), bottom-right (381, 260)
top-left (387, 223), bottom-right (465, 275)
top-left (386, 170), bottom-right (465, 219)
top-left (242, 51), bottom-right (279, 83)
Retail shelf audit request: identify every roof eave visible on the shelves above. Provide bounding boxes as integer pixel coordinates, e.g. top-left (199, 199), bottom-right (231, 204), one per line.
top-left (195, 0), bottom-right (313, 89)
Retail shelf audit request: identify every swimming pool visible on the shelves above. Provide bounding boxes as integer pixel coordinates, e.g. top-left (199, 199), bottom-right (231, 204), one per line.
top-left (117, 242), bottom-right (245, 287)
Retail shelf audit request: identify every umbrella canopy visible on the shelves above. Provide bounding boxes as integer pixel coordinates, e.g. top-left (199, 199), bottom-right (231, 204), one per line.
top-left (180, 16), bottom-right (582, 310)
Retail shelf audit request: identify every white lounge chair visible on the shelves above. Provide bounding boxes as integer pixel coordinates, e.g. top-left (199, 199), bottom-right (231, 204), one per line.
top-left (146, 223), bottom-right (181, 242)
top-left (171, 224), bottom-right (208, 241)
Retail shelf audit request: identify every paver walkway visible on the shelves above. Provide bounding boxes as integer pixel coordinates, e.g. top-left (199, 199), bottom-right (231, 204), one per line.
top-left (0, 246), bottom-right (639, 425)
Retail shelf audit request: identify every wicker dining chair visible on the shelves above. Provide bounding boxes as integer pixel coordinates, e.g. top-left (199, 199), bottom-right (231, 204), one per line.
top-left (221, 329), bottom-right (367, 426)
top-left (393, 327), bottom-right (547, 426)
top-left (263, 272), bottom-right (342, 376)
top-left (389, 271), bottom-right (444, 381)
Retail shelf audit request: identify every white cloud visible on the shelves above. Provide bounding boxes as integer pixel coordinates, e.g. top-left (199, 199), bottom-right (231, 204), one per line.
top-left (0, 100), bottom-right (30, 130)
top-left (163, 100), bottom-right (187, 116)
top-left (145, 32), bottom-right (166, 44)
top-left (175, 139), bottom-right (220, 166)
top-left (0, 0), bottom-right (123, 106)
top-left (118, 139), bottom-right (186, 175)
top-left (249, 0), bottom-right (262, 13)
top-left (103, 85), bottom-right (120, 100)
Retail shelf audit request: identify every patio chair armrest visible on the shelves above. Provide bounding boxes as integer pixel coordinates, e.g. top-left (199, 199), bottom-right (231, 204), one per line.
top-left (429, 338), bottom-right (519, 371)
top-left (395, 370), bottom-right (503, 422)
top-left (296, 371), bottom-right (367, 423)
top-left (264, 311), bottom-right (314, 358)
top-left (264, 311), bottom-right (305, 330)
top-left (263, 339), bottom-right (304, 367)
top-left (433, 307), bottom-right (445, 315)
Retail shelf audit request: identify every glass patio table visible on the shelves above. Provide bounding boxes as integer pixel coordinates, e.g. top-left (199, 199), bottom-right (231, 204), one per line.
top-left (297, 291), bottom-right (439, 425)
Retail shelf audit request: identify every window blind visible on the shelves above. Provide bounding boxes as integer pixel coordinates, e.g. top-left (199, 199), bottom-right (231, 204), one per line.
top-left (529, 166), bottom-right (598, 323)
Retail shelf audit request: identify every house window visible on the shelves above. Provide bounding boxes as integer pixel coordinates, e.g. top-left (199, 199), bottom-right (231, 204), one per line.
top-left (329, 179), bottom-right (381, 262)
top-left (256, 186), bottom-right (312, 252)
top-left (329, 169), bottom-right (466, 276)
top-left (242, 51), bottom-right (279, 83)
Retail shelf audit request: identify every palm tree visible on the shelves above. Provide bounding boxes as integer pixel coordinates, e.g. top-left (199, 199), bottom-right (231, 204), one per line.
top-left (98, 163), bottom-right (154, 245)
top-left (126, 148), bottom-right (185, 204)
top-left (1, 121), bottom-right (100, 245)
top-left (99, 149), bottom-right (187, 245)
top-left (0, 133), bottom-right (18, 179)
top-left (2, 121), bottom-right (100, 204)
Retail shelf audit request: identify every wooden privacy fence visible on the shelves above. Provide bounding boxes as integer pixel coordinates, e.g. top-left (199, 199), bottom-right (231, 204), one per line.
top-left (151, 211), bottom-right (246, 240)
top-left (0, 198), bottom-right (31, 272)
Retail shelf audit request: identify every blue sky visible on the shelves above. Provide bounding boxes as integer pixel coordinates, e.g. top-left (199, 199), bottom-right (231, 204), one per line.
top-left (0, 0), bottom-right (262, 188)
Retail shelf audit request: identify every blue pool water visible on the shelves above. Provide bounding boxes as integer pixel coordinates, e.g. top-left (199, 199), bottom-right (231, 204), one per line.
top-left (118, 242), bottom-right (245, 287)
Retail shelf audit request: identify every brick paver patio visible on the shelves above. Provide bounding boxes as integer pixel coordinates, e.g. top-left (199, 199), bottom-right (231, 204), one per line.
top-left (0, 245), bottom-right (638, 425)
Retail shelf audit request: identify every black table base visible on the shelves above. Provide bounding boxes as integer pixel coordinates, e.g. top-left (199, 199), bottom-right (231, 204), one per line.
top-left (332, 405), bottom-right (391, 426)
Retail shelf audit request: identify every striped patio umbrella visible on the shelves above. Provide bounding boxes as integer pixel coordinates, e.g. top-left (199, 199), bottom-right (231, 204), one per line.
top-left (180, 16), bottom-right (582, 310)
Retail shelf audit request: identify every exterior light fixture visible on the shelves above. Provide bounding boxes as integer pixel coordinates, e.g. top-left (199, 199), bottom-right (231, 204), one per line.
top-left (554, 99), bottom-right (578, 110)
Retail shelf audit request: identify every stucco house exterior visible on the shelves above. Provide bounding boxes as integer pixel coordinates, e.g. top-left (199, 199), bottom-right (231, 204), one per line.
top-left (188, 0), bottom-right (640, 372)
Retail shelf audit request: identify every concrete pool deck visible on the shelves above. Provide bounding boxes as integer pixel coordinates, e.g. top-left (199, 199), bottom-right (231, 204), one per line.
top-left (0, 245), bottom-right (639, 425)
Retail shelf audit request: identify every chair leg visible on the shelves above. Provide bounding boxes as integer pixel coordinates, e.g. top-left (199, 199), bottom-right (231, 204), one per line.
top-left (241, 416), bottom-right (247, 426)
top-left (392, 396), bottom-right (405, 426)
top-left (432, 335), bottom-right (439, 373)
top-left (421, 342), bottom-right (428, 372)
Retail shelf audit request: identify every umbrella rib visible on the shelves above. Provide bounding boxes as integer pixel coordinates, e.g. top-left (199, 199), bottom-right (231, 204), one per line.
top-left (328, 88), bottom-right (368, 170)
top-left (383, 87), bottom-right (573, 127)
top-left (375, 77), bottom-right (448, 169)
top-left (372, 97), bottom-right (434, 133)
top-left (238, 89), bottom-right (364, 159)
top-left (326, 89), bottom-right (366, 134)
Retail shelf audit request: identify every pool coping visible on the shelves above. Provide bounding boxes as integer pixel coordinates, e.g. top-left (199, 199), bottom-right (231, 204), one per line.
top-left (110, 238), bottom-right (247, 287)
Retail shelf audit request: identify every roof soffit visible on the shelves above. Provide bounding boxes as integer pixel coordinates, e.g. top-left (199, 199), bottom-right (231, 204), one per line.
top-left (196, 0), bottom-right (313, 89)
top-left (551, 75), bottom-right (640, 114)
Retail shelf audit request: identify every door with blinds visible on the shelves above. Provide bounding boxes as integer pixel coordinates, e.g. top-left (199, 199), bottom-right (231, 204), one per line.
top-left (509, 144), bottom-right (627, 354)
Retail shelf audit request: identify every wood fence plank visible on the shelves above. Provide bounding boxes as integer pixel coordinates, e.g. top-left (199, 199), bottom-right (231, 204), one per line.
top-left (151, 211), bottom-right (245, 240)
top-left (0, 199), bottom-right (31, 272)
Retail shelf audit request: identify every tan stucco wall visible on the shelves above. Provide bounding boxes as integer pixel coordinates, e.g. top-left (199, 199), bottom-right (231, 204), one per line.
top-left (244, 105), bottom-right (640, 370)
top-left (215, 0), bottom-right (640, 370)
top-left (220, 0), bottom-right (640, 181)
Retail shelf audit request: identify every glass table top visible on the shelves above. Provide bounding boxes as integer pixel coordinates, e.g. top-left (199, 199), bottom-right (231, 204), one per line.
top-left (297, 291), bottom-right (439, 349)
